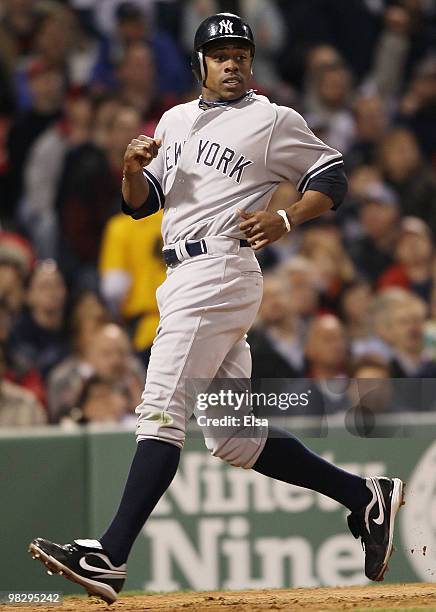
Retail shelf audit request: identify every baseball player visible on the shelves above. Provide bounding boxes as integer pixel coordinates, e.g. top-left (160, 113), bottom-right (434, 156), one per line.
top-left (29, 14), bottom-right (404, 603)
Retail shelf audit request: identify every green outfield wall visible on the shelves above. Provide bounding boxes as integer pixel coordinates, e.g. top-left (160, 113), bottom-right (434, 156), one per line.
top-left (1, 420), bottom-right (435, 594)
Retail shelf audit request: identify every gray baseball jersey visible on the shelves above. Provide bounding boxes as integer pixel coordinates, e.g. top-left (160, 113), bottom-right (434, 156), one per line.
top-left (143, 92), bottom-right (343, 246)
top-left (133, 91), bottom-right (345, 466)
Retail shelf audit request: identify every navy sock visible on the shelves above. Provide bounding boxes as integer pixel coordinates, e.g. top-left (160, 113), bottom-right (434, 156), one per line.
top-left (100, 439), bottom-right (180, 566)
top-left (253, 426), bottom-right (371, 512)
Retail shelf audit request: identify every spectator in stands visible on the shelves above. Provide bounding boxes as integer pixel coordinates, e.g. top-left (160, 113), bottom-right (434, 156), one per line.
top-left (48, 322), bottom-right (144, 423)
top-left (2, 309), bottom-right (46, 406)
top-left (363, 4), bottom-right (412, 101)
top-left (0, 256), bottom-right (45, 403)
top-left (305, 314), bottom-right (348, 379)
top-left (302, 314), bottom-right (350, 415)
top-left (5, 58), bottom-right (64, 221)
top-left (352, 355), bottom-right (391, 380)
top-left (66, 375), bottom-right (130, 425)
top-left (379, 128), bottom-right (436, 235)
top-left (0, 231), bottom-right (35, 278)
top-left (335, 165), bottom-right (383, 242)
top-left (99, 210), bottom-right (165, 361)
top-left (92, 95), bottom-right (122, 148)
top-left (69, 290), bottom-right (112, 359)
top-left (10, 259), bottom-right (68, 380)
top-left (347, 165), bottom-right (383, 202)
top-left (301, 227), bottom-right (355, 311)
top-left (12, 3), bottom-right (103, 108)
top-left (352, 289), bottom-right (405, 361)
top-left (77, 0), bottom-right (154, 38)
top-left (20, 93), bottom-right (93, 259)
top-left (47, 291), bottom-right (111, 422)
top-left (94, 2), bottom-right (193, 96)
top-left (0, 259), bottom-right (26, 317)
top-left (249, 273), bottom-right (304, 381)
top-left (398, 56), bottom-right (436, 165)
top-left (339, 280), bottom-right (373, 345)
top-left (0, 341), bottom-right (47, 427)
top-left (303, 46), bottom-right (343, 112)
top-left (305, 60), bottom-right (354, 153)
top-left (279, 256), bottom-right (321, 327)
top-left (0, 0), bottom-right (39, 69)
top-left (346, 355), bottom-right (398, 435)
top-left (383, 289), bottom-right (436, 378)
top-left (347, 183), bottom-right (400, 284)
top-left (113, 1), bottom-right (192, 96)
top-left (115, 41), bottom-right (173, 127)
top-left (346, 95), bottom-right (388, 171)
top-left (56, 104), bottom-right (142, 290)
top-left (32, 4), bottom-right (105, 90)
top-left (378, 216), bottom-right (434, 303)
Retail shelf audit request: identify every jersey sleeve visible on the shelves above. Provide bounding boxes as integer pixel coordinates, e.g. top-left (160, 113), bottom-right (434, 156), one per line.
top-left (266, 106), bottom-right (344, 193)
top-left (121, 116), bottom-right (166, 219)
top-left (143, 117), bottom-right (165, 195)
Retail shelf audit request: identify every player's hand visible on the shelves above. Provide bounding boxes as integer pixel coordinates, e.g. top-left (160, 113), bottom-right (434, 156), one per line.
top-left (238, 209), bottom-right (289, 251)
top-left (123, 136), bottom-right (162, 175)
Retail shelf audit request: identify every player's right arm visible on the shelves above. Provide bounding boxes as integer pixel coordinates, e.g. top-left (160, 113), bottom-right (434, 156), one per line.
top-left (122, 135), bottom-right (163, 217)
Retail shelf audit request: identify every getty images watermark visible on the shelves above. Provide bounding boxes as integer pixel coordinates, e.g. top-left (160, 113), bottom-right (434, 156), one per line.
top-left (184, 378), bottom-right (431, 437)
top-left (195, 389), bottom-right (311, 428)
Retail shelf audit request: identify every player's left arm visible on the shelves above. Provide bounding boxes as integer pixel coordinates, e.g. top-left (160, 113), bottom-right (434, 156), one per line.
top-left (239, 165), bottom-right (348, 251)
top-left (239, 106), bottom-right (348, 250)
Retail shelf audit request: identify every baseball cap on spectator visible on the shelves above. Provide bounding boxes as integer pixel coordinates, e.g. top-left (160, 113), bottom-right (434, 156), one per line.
top-left (360, 183), bottom-right (399, 209)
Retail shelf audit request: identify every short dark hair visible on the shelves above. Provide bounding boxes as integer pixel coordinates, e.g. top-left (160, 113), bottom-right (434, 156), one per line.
top-left (116, 2), bottom-right (143, 22)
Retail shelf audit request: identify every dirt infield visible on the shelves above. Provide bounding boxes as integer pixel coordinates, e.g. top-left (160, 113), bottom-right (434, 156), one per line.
top-left (2, 584), bottom-right (436, 612)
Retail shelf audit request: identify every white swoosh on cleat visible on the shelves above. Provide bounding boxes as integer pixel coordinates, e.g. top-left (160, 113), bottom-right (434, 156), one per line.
top-left (372, 478), bottom-right (386, 525)
top-left (79, 555), bottom-right (126, 575)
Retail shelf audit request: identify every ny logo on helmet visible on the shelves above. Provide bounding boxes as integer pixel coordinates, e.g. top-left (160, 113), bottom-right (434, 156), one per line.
top-left (219, 19), bottom-right (234, 35)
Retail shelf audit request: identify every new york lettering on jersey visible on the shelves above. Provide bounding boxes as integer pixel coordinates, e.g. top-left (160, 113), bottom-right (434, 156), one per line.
top-left (165, 138), bottom-right (253, 184)
top-left (145, 94), bottom-right (342, 245)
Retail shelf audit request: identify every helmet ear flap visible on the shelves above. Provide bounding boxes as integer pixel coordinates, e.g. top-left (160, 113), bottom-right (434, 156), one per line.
top-left (191, 49), bottom-right (207, 86)
top-left (191, 51), bottom-right (201, 83)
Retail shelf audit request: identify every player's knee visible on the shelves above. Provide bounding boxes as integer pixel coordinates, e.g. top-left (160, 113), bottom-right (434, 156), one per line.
top-left (205, 435), bottom-right (266, 469)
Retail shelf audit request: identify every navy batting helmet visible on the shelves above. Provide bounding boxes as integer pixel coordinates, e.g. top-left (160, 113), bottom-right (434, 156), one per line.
top-left (191, 13), bottom-right (255, 85)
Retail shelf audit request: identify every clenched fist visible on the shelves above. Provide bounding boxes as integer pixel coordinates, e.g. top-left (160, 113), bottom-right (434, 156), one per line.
top-left (123, 135), bottom-right (162, 175)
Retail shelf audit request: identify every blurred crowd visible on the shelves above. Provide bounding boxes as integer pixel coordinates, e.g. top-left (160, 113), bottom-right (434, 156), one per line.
top-left (0, 0), bottom-right (435, 427)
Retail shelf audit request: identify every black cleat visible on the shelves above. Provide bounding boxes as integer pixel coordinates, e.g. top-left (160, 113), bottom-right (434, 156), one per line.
top-left (28, 538), bottom-right (126, 604)
top-left (347, 477), bottom-right (405, 581)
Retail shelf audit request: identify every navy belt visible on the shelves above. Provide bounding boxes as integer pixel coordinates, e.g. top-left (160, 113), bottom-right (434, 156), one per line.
top-left (163, 239), bottom-right (250, 266)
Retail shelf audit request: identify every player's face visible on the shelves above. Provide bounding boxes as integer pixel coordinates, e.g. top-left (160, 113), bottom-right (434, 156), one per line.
top-left (203, 42), bottom-right (253, 101)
